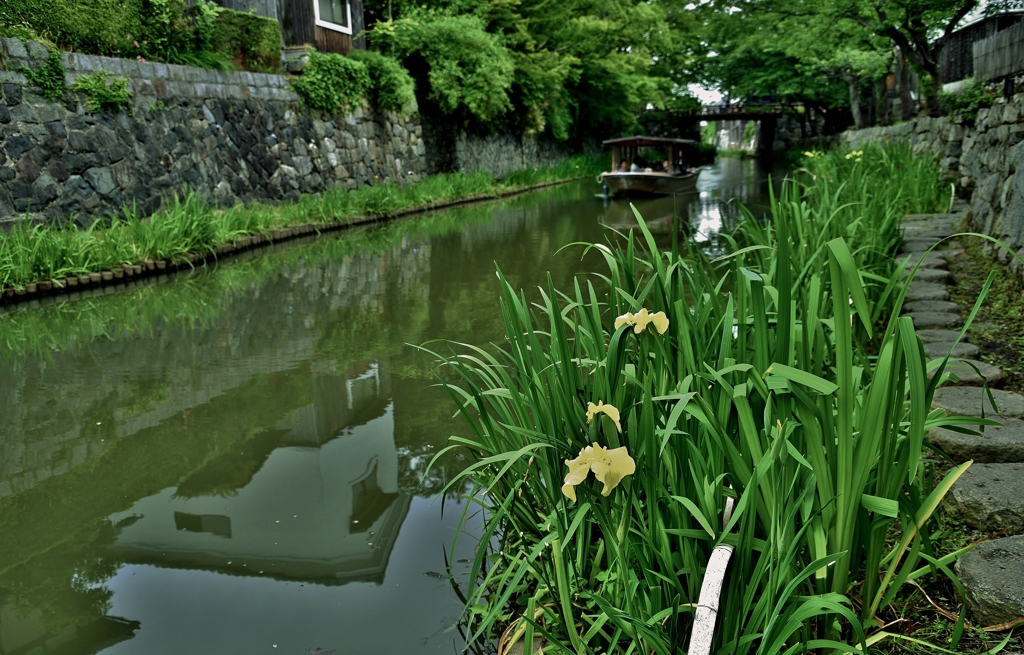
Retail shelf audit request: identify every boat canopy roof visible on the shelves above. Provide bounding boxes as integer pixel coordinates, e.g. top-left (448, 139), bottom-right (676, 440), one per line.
top-left (602, 136), bottom-right (696, 148)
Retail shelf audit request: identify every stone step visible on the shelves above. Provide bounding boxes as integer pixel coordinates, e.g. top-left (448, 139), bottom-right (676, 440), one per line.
top-left (906, 281), bottom-right (950, 301)
top-left (904, 214), bottom-right (960, 228)
top-left (929, 417), bottom-right (1024, 463)
top-left (909, 312), bottom-right (963, 328)
top-left (947, 463), bottom-right (1024, 531)
top-left (932, 359), bottom-right (1004, 385)
top-left (902, 300), bottom-right (960, 314)
top-left (917, 328), bottom-right (963, 342)
top-left (933, 387), bottom-right (1024, 418)
top-left (903, 212), bottom-right (963, 223)
top-left (924, 341), bottom-right (980, 358)
top-left (903, 227), bottom-right (955, 241)
top-left (901, 238), bottom-right (943, 253)
top-left (956, 535), bottom-right (1024, 627)
top-left (900, 252), bottom-right (950, 269)
top-left (903, 267), bottom-right (952, 283)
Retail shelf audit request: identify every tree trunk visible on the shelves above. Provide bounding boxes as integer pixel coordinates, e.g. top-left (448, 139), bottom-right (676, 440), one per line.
top-left (878, 77), bottom-right (892, 126)
top-left (844, 74), bottom-right (866, 129)
top-left (867, 78), bottom-right (877, 127)
top-left (897, 48), bottom-right (916, 120)
top-left (924, 71), bottom-right (943, 116)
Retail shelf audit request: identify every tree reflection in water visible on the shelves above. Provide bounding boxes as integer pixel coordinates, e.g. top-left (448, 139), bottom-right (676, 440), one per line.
top-left (0, 164), bottom-right (786, 655)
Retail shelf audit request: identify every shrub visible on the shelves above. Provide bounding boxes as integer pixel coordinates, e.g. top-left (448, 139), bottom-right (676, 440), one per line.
top-left (21, 48), bottom-right (66, 102)
top-left (0, 0), bottom-right (278, 72)
top-left (348, 50), bottom-right (416, 114)
top-left (72, 71), bottom-right (133, 115)
top-left (369, 9), bottom-right (515, 123)
top-left (0, 0), bottom-right (144, 55)
top-left (207, 7), bottom-right (281, 72)
top-left (939, 76), bottom-right (995, 124)
top-left (292, 51), bottom-right (370, 114)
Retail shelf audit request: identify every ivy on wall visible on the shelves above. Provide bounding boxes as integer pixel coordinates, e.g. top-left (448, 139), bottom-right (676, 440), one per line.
top-left (21, 49), bottom-right (66, 102)
top-left (291, 51), bottom-right (371, 114)
top-left (72, 71), bottom-right (133, 115)
top-left (348, 50), bottom-right (416, 114)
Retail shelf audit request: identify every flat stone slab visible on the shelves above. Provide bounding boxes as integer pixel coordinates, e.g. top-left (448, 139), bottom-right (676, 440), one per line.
top-left (903, 228), bottom-right (956, 241)
top-left (933, 359), bottom-right (1004, 385)
top-left (909, 312), bottom-right (963, 328)
top-left (901, 238), bottom-right (944, 253)
top-left (924, 341), bottom-right (980, 358)
top-left (933, 386), bottom-right (1024, 418)
top-left (917, 328), bottom-right (963, 342)
top-left (947, 463), bottom-right (1024, 530)
top-left (903, 267), bottom-right (952, 283)
top-left (909, 214), bottom-right (962, 225)
top-left (956, 535), bottom-right (1024, 626)
top-left (900, 253), bottom-right (949, 269)
top-left (902, 300), bottom-right (960, 313)
top-left (929, 417), bottom-right (1024, 463)
top-left (906, 281), bottom-right (950, 301)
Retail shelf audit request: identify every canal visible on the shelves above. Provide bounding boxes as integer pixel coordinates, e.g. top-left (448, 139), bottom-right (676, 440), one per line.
top-left (0, 156), bottom-right (786, 655)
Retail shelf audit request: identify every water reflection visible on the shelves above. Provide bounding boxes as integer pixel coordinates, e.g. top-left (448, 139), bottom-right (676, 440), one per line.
top-left (0, 157), bottom-right (785, 655)
top-left (596, 157), bottom-right (789, 254)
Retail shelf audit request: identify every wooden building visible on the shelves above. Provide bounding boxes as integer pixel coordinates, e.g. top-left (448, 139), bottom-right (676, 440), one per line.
top-left (280, 0), bottom-right (367, 54)
top-left (210, 0), bottom-right (366, 54)
top-left (939, 12), bottom-right (1024, 84)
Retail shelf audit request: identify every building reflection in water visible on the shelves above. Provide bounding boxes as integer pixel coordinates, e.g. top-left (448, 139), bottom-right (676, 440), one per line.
top-left (108, 360), bottom-right (409, 587)
top-left (0, 168), bottom-right (785, 654)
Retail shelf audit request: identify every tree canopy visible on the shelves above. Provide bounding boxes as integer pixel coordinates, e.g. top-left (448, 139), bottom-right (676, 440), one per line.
top-left (359, 0), bottom-right (1024, 139)
top-left (364, 0), bottom-right (677, 140)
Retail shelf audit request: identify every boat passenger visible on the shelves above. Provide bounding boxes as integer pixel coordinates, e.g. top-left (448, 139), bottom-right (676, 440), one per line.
top-left (630, 158), bottom-right (642, 172)
top-left (617, 160), bottom-right (629, 172)
top-left (662, 159), bottom-right (670, 173)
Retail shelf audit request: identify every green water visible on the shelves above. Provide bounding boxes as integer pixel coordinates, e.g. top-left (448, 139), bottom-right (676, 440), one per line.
top-left (0, 157), bottom-right (786, 655)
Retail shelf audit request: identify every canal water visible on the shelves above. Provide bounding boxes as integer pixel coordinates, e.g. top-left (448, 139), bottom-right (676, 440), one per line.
top-left (0, 156), bottom-right (786, 655)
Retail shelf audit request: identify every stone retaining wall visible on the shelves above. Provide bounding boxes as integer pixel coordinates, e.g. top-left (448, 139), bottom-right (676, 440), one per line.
top-left (843, 102), bottom-right (1024, 276)
top-left (419, 103), bottom-right (593, 178)
top-left (0, 38), bottom-right (428, 225)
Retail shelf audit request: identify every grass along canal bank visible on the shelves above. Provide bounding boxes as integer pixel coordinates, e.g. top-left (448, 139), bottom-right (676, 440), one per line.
top-left (0, 154), bottom-right (606, 305)
top-left (427, 143), bottom-right (1024, 655)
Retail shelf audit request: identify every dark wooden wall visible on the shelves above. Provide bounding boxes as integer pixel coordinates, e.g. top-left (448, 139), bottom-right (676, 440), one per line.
top-left (974, 21), bottom-right (1024, 81)
top-left (281, 0), bottom-right (366, 54)
top-left (940, 13), bottom-right (1024, 84)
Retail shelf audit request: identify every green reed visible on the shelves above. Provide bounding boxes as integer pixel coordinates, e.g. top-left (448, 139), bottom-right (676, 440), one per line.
top-left (424, 144), bottom-right (986, 655)
top-left (0, 154), bottom-right (607, 290)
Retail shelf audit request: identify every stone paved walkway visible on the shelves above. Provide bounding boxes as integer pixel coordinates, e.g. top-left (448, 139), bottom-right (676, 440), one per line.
top-left (901, 209), bottom-right (1024, 628)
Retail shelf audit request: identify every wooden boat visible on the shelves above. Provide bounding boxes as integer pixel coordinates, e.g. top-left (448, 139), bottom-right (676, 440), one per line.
top-left (601, 136), bottom-right (701, 197)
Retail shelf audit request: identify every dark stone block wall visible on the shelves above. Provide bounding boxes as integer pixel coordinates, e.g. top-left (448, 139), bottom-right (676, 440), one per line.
top-left (417, 100), bottom-right (597, 178)
top-left (0, 38), bottom-right (428, 227)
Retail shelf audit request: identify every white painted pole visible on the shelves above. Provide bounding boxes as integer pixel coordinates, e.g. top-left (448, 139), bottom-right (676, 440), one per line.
top-left (687, 496), bottom-right (736, 655)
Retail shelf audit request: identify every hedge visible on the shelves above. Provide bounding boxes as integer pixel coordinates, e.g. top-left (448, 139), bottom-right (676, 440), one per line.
top-left (207, 9), bottom-right (281, 72)
top-left (0, 0), bottom-right (281, 72)
top-left (0, 0), bottom-right (144, 55)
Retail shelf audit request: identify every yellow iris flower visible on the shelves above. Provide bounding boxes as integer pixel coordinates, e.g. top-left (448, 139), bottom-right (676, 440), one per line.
top-left (586, 400), bottom-right (622, 432)
top-left (614, 308), bottom-right (669, 335)
top-left (561, 442), bottom-right (636, 501)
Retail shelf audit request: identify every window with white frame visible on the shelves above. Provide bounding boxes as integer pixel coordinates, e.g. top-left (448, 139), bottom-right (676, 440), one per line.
top-left (315, 0), bottom-right (352, 34)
